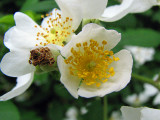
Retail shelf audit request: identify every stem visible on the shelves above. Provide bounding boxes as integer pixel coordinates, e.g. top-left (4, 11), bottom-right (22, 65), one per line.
top-left (132, 73), bottom-right (160, 90)
top-left (103, 96), bottom-right (108, 120)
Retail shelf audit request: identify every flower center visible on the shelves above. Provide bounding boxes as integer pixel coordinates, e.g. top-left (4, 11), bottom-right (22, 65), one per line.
top-left (29, 47), bottom-right (55, 66)
top-left (64, 39), bottom-right (120, 87)
top-left (86, 61), bottom-right (96, 70)
top-left (35, 9), bottom-right (74, 47)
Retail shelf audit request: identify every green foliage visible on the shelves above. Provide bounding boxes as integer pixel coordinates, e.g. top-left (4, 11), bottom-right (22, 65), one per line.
top-left (83, 99), bottom-right (103, 120)
top-left (0, 15), bottom-right (14, 25)
top-left (24, 11), bottom-right (41, 22)
top-left (0, 15), bottom-right (15, 34)
top-left (54, 84), bottom-right (73, 100)
top-left (152, 9), bottom-right (160, 23)
top-left (0, 0), bottom-right (160, 120)
top-left (0, 101), bottom-right (20, 120)
top-left (47, 101), bottom-right (65, 120)
top-left (121, 29), bottom-right (160, 47)
top-left (21, 110), bottom-right (42, 120)
top-left (21, 0), bottom-right (58, 12)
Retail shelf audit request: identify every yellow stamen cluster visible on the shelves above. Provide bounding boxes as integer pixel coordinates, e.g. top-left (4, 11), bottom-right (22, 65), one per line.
top-left (64, 39), bottom-right (120, 87)
top-left (35, 9), bottom-right (74, 47)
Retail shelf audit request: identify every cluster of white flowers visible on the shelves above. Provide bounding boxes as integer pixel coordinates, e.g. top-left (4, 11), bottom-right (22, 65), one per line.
top-left (0, 0), bottom-right (159, 102)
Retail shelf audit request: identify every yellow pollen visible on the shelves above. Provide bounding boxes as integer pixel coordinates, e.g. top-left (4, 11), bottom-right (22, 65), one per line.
top-left (64, 39), bottom-right (120, 87)
top-left (35, 12), bottom-right (74, 46)
top-left (41, 15), bottom-right (44, 18)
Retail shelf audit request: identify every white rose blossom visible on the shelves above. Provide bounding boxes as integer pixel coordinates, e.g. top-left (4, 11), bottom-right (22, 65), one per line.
top-left (0, 7), bottom-right (82, 100)
top-left (57, 23), bottom-right (133, 98)
top-left (56, 0), bottom-right (160, 22)
top-left (121, 106), bottom-right (160, 120)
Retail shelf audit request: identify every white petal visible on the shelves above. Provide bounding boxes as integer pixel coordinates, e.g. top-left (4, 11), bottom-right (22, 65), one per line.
top-left (4, 12), bottom-right (44, 51)
top-left (121, 106), bottom-right (160, 120)
top-left (129, 0), bottom-right (160, 13)
top-left (141, 107), bottom-right (160, 120)
top-left (4, 26), bottom-right (38, 51)
top-left (110, 111), bottom-right (122, 120)
top-left (143, 83), bottom-right (158, 97)
top-left (0, 51), bottom-right (35, 77)
top-left (78, 50), bottom-right (133, 98)
top-left (108, 50), bottom-right (133, 91)
top-left (125, 46), bottom-right (155, 67)
top-left (125, 94), bottom-right (138, 105)
top-left (55, 0), bottom-right (82, 30)
top-left (41, 9), bottom-right (62, 28)
top-left (138, 93), bottom-right (150, 104)
top-left (100, 0), bottom-right (134, 22)
top-left (100, 0), bottom-right (159, 22)
top-left (0, 73), bottom-right (34, 101)
top-left (14, 12), bottom-right (39, 34)
top-left (61, 23), bottom-right (121, 57)
top-left (73, 0), bottom-right (108, 19)
top-left (57, 55), bottom-right (79, 98)
top-left (121, 106), bottom-right (142, 120)
top-left (153, 93), bottom-right (160, 105)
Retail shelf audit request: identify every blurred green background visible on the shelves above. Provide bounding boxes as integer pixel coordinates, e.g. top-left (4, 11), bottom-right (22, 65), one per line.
top-left (0, 0), bottom-right (160, 120)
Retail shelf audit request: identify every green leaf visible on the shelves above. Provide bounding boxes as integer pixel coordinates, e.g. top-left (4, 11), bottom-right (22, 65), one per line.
top-left (20, 1), bottom-right (58, 12)
top-left (152, 9), bottom-right (160, 23)
top-left (0, 15), bottom-right (14, 25)
top-left (21, 110), bottom-right (42, 120)
top-left (21, 0), bottom-right (39, 12)
top-left (121, 29), bottom-right (160, 47)
top-left (0, 101), bottom-right (20, 120)
top-left (34, 72), bottom-right (49, 85)
top-left (54, 84), bottom-right (73, 100)
top-left (83, 99), bottom-right (103, 120)
top-left (154, 50), bottom-right (160, 61)
top-left (48, 101), bottom-right (65, 120)
top-left (24, 11), bottom-right (41, 21)
top-left (104, 14), bottom-right (137, 29)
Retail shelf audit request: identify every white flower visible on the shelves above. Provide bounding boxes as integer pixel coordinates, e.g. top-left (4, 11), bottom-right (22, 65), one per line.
top-left (56, 0), bottom-right (160, 22)
top-left (125, 74), bottom-right (160, 106)
top-left (110, 111), bottom-right (123, 120)
top-left (143, 74), bottom-right (160, 105)
top-left (125, 93), bottom-right (150, 106)
top-left (153, 93), bottom-right (160, 105)
top-left (121, 106), bottom-right (160, 120)
top-left (80, 107), bottom-right (88, 115)
top-left (142, 74), bottom-right (160, 105)
top-left (57, 23), bottom-right (133, 98)
top-left (64, 106), bottom-right (78, 120)
top-left (125, 45), bottom-right (155, 67)
top-left (0, 7), bottom-right (81, 100)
